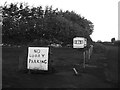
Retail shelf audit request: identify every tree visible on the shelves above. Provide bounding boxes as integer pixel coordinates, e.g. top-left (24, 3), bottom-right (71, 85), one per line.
top-left (111, 38), bottom-right (115, 43)
top-left (2, 2), bottom-right (94, 45)
top-left (97, 40), bottom-right (102, 43)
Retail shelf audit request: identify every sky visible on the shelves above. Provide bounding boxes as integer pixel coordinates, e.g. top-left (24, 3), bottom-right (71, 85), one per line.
top-left (0, 0), bottom-right (119, 42)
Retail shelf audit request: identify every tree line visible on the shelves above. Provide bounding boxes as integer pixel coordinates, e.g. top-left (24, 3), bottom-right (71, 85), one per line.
top-left (2, 2), bottom-right (94, 46)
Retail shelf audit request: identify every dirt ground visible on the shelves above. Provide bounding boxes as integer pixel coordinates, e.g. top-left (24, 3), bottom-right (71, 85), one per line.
top-left (2, 45), bottom-right (119, 88)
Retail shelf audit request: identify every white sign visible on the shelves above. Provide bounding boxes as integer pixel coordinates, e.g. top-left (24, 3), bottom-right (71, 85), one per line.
top-left (73, 37), bottom-right (87, 48)
top-left (27, 47), bottom-right (49, 70)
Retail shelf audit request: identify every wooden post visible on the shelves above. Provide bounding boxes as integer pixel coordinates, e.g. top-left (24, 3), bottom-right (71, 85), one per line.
top-left (86, 50), bottom-right (88, 60)
top-left (88, 48), bottom-right (91, 59)
top-left (90, 45), bottom-right (93, 56)
top-left (83, 51), bottom-right (86, 68)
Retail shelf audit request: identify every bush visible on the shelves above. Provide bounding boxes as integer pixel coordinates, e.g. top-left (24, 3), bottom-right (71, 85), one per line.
top-left (28, 39), bottom-right (50, 47)
top-left (93, 43), bottom-right (106, 53)
top-left (114, 40), bottom-right (120, 46)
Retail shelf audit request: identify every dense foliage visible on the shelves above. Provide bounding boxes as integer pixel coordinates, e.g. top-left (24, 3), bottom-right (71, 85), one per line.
top-left (2, 2), bottom-right (94, 45)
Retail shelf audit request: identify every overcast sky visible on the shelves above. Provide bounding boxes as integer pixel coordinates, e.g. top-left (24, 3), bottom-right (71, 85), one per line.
top-left (0, 0), bottom-right (119, 41)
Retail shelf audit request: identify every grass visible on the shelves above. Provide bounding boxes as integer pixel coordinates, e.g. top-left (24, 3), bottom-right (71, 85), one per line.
top-left (2, 45), bottom-right (118, 88)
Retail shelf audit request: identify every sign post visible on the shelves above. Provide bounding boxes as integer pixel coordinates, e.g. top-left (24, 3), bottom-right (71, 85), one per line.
top-left (27, 47), bottom-right (49, 71)
top-left (73, 37), bottom-right (87, 68)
